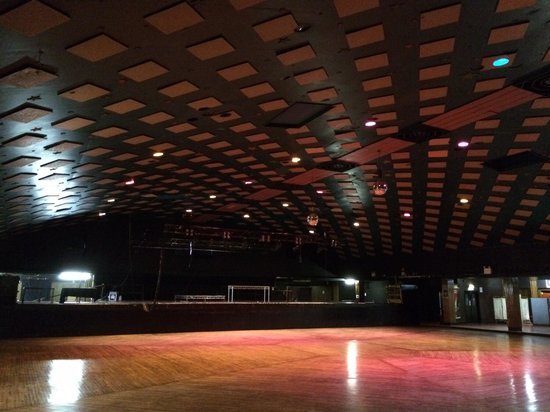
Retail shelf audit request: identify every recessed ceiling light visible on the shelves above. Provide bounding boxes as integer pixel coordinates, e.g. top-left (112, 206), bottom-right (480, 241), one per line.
top-left (364, 118), bottom-right (377, 127)
top-left (294, 23), bottom-right (311, 33)
top-left (403, 212), bottom-right (412, 218)
top-left (243, 213), bottom-right (250, 219)
top-left (291, 156), bottom-right (301, 163)
top-left (107, 198), bottom-right (115, 203)
top-left (98, 212), bottom-right (106, 217)
top-left (492, 57), bottom-right (510, 67)
top-left (316, 190), bottom-right (324, 194)
top-left (459, 198), bottom-right (469, 204)
top-left (153, 152), bottom-right (164, 157)
top-left (245, 180), bottom-right (253, 185)
top-left (185, 209), bottom-right (192, 213)
top-left (308, 229), bottom-right (315, 234)
top-left (125, 178), bottom-right (135, 185)
top-left (282, 202), bottom-right (289, 207)
top-left (457, 140), bottom-right (469, 148)
top-left (353, 222), bottom-right (360, 227)
top-left (209, 194), bottom-right (216, 199)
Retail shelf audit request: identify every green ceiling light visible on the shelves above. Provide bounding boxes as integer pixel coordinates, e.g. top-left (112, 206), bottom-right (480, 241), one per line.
top-left (492, 57), bottom-right (510, 67)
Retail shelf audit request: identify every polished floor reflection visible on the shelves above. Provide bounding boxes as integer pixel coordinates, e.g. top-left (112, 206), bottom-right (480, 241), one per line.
top-left (2, 327), bottom-right (550, 411)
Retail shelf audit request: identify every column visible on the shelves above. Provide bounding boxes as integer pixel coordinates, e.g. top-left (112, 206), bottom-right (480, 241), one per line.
top-left (441, 279), bottom-right (458, 324)
top-left (502, 277), bottom-right (522, 332)
top-left (529, 277), bottom-right (539, 298)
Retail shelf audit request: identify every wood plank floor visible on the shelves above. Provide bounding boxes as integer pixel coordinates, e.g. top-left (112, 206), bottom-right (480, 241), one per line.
top-left (1, 326), bottom-right (549, 411)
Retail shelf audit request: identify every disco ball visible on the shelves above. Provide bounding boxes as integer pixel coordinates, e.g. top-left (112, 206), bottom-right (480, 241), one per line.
top-left (307, 212), bottom-right (319, 227)
top-left (372, 180), bottom-right (388, 196)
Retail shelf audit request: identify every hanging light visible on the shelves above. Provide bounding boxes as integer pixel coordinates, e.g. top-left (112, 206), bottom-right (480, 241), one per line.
top-left (372, 151), bottom-right (388, 196)
top-left (372, 180), bottom-right (388, 196)
top-left (307, 211), bottom-right (319, 227)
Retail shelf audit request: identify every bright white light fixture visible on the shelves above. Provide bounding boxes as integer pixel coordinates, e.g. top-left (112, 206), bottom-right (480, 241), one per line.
top-left (364, 118), bottom-right (377, 127)
top-left (467, 283), bottom-right (475, 291)
top-left (457, 141), bottom-right (469, 148)
top-left (344, 278), bottom-right (356, 285)
top-left (245, 180), bottom-right (253, 185)
top-left (209, 194), bottom-right (216, 199)
top-left (59, 271), bottom-right (92, 281)
top-left (353, 222), bottom-right (360, 227)
top-left (185, 209), bottom-right (193, 213)
top-left (308, 229), bottom-right (315, 234)
top-left (107, 198), bottom-right (115, 203)
top-left (459, 198), bottom-right (469, 204)
top-left (98, 212), bottom-right (106, 217)
top-left (282, 202), bottom-right (289, 207)
top-left (125, 178), bottom-right (134, 185)
top-left (243, 214), bottom-right (250, 219)
top-left (291, 156), bottom-right (301, 163)
top-left (403, 212), bottom-right (412, 218)
top-left (316, 190), bottom-right (324, 194)
top-left (153, 152), bottom-right (164, 157)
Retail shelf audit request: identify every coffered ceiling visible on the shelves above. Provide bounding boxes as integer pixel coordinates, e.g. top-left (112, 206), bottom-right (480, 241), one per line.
top-left (0, 0), bottom-right (549, 262)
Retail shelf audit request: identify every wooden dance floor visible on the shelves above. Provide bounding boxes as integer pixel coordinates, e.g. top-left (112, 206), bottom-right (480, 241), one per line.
top-left (2, 326), bottom-right (549, 411)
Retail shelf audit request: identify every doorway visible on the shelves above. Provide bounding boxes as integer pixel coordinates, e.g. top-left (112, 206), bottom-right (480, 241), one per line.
top-left (464, 291), bottom-right (480, 323)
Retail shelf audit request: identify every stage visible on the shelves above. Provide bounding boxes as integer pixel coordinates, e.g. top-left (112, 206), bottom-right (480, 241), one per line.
top-left (0, 301), bottom-right (408, 338)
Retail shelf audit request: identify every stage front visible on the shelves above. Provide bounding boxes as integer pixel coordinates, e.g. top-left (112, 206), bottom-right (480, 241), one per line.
top-left (0, 302), bottom-right (408, 338)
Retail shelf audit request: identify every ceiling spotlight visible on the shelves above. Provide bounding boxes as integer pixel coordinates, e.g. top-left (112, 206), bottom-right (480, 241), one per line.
top-left (294, 23), bottom-right (311, 33)
top-left (125, 178), bottom-right (135, 185)
top-left (107, 198), bottom-right (115, 203)
top-left (209, 194), bottom-right (217, 199)
top-left (282, 202), bottom-right (289, 207)
top-left (492, 56), bottom-right (510, 67)
top-left (364, 118), bottom-right (377, 127)
top-left (153, 152), bottom-right (164, 157)
top-left (308, 229), bottom-right (315, 234)
top-left (457, 140), bottom-right (469, 148)
top-left (185, 209), bottom-right (192, 213)
top-left (98, 212), bottom-right (106, 217)
top-left (459, 198), bottom-right (469, 204)
top-left (243, 213), bottom-right (250, 219)
top-left (353, 222), bottom-right (360, 227)
top-left (316, 190), bottom-right (324, 194)
top-left (403, 212), bottom-right (412, 218)
top-left (245, 180), bottom-right (253, 185)
top-left (291, 156), bottom-right (301, 163)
